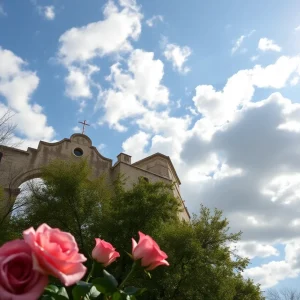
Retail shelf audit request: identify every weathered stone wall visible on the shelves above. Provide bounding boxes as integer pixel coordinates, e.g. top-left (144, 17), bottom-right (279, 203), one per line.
top-left (0, 134), bottom-right (112, 218)
top-left (0, 134), bottom-right (190, 221)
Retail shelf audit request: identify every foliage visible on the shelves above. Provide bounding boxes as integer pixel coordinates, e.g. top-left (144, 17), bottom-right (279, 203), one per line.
top-left (138, 207), bottom-right (264, 300)
top-left (2, 159), bottom-right (264, 299)
top-left (7, 159), bottom-right (111, 257)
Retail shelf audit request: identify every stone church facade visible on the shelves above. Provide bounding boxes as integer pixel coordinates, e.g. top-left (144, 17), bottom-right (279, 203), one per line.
top-left (0, 133), bottom-right (190, 221)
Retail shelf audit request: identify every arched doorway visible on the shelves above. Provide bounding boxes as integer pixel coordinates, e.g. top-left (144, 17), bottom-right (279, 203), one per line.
top-left (0, 134), bottom-right (113, 220)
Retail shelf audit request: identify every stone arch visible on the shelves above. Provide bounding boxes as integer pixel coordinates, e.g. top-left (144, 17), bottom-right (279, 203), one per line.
top-left (0, 134), bottom-right (113, 218)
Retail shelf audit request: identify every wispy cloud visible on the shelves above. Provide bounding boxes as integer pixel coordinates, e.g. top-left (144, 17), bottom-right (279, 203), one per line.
top-left (146, 15), bottom-right (163, 27)
top-left (251, 55), bottom-right (259, 62)
top-left (231, 30), bottom-right (255, 54)
top-left (0, 4), bottom-right (7, 16)
top-left (295, 25), bottom-right (300, 31)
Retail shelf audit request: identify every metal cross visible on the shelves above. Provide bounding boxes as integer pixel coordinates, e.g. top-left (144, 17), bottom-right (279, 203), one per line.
top-left (78, 120), bottom-right (90, 135)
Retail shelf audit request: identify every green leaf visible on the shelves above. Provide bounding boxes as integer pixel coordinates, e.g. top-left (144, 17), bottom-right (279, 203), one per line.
top-left (44, 285), bottom-right (59, 294)
top-left (92, 276), bottom-right (118, 294)
top-left (42, 285), bottom-right (69, 300)
top-left (103, 270), bottom-right (118, 287)
top-left (144, 270), bottom-right (151, 279)
top-left (57, 287), bottom-right (69, 298)
top-left (88, 286), bottom-right (101, 299)
top-left (112, 291), bottom-right (124, 300)
top-left (72, 282), bottom-right (100, 300)
top-left (40, 295), bottom-right (56, 300)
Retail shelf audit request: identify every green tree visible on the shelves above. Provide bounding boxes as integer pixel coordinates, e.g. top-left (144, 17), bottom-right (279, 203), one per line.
top-left (131, 207), bottom-right (264, 300)
top-left (4, 159), bottom-right (264, 299)
top-left (7, 159), bottom-right (111, 257)
top-left (95, 177), bottom-right (181, 284)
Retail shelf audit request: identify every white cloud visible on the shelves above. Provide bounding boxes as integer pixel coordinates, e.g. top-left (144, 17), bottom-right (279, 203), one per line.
top-left (243, 239), bottom-right (300, 288)
top-left (65, 65), bottom-right (99, 100)
top-left (295, 25), bottom-right (300, 31)
top-left (0, 47), bottom-right (54, 141)
top-left (57, 0), bottom-right (143, 101)
top-left (179, 92), bottom-right (300, 287)
top-left (290, 76), bottom-right (299, 86)
top-left (36, 5), bottom-right (56, 20)
top-left (232, 241), bottom-right (279, 259)
top-left (251, 55), bottom-right (259, 62)
top-left (231, 30), bottom-right (255, 54)
top-left (0, 4), bottom-right (7, 16)
top-left (97, 143), bottom-right (106, 151)
top-left (258, 37), bottom-right (281, 52)
top-left (146, 15), bottom-right (163, 27)
top-left (98, 49), bottom-right (169, 131)
top-left (243, 261), bottom-right (298, 289)
top-left (192, 55), bottom-right (300, 139)
top-left (231, 35), bottom-right (246, 54)
top-left (193, 69), bottom-right (254, 128)
top-left (72, 126), bottom-right (80, 132)
top-left (117, 53), bottom-right (300, 288)
top-left (58, 0), bottom-right (142, 66)
top-left (122, 131), bottom-right (150, 162)
top-left (44, 6), bottom-right (55, 20)
top-left (163, 42), bottom-right (192, 74)
top-left (136, 110), bottom-right (191, 137)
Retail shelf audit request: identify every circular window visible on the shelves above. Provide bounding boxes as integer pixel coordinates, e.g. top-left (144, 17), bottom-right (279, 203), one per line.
top-left (73, 148), bottom-right (83, 157)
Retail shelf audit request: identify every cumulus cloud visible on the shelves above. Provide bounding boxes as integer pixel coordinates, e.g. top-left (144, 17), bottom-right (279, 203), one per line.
top-left (0, 47), bottom-right (54, 143)
top-left (57, 0), bottom-right (142, 100)
top-left (146, 15), bottom-right (163, 27)
top-left (97, 49), bottom-right (169, 131)
top-left (180, 91), bottom-right (300, 288)
top-left (258, 38), bottom-right (281, 52)
top-left (58, 0), bottom-right (142, 65)
top-left (163, 42), bottom-right (192, 74)
top-left (122, 131), bottom-right (150, 162)
top-left (243, 260), bottom-right (298, 289)
top-left (192, 55), bottom-right (300, 139)
top-left (65, 65), bottom-right (99, 100)
top-left (232, 241), bottom-right (279, 259)
top-left (119, 51), bottom-right (300, 288)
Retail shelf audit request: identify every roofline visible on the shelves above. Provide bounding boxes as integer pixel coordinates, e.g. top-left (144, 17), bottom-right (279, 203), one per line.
top-left (112, 161), bottom-right (173, 182)
top-left (132, 153), bottom-right (181, 185)
top-left (117, 152), bottom-right (132, 158)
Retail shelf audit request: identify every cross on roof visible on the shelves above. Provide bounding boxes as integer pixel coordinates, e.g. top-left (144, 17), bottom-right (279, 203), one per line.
top-left (78, 120), bottom-right (90, 135)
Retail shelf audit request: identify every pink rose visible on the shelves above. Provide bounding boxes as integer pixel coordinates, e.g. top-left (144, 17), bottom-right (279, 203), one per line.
top-left (23, 223), bottom-right (87, 286)
top-left (92, 238), bottom-right (120, 267)
top-left (0, 239), bottom-right (48, 300)
top-left (132, 231), bottom-right (169, 271)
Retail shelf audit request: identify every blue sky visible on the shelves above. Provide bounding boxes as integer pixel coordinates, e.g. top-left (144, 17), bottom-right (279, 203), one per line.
top-left (2, 0), bottom-right (300, 292)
